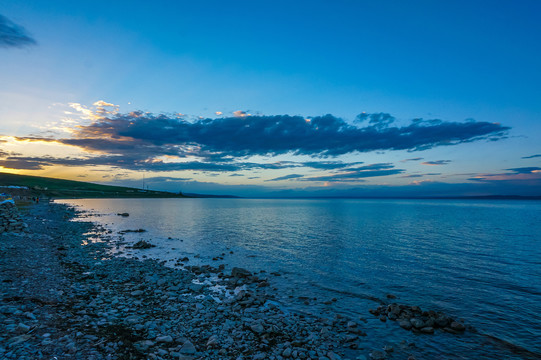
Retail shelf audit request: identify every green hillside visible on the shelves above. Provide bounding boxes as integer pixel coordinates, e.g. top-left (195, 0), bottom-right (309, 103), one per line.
top-left (0, 172), bottom-right (184, 198)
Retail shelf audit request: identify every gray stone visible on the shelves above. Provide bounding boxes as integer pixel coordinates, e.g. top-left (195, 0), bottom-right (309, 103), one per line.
top-left (180, 340), bottom-right (197, 354)
top-left (399, 320), bottom-right (412, 330)
top-left (282, 347), bottom-right (292, 358)
top-left (16, 323), bottom-right (31, 333)
top-left (156, 335), bottom-right (174, 343)
top-left (410, 318), bottom-right (424, 329)
top-left (206, 335), bottom-right (219, 348)
top-left (231, 267), bottom-right (251, 278)
top-left (450, 321), bottom-right (466, 331)
top-left (435, 315), bottom-right (450, 327)
top-left (369, 350), bottom-right (386, 360)
top-left (251, 323), bottom-right (265, 334)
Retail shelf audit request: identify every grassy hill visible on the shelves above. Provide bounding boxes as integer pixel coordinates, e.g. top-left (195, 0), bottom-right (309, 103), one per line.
top-left (0, 172), bottom-right (184, 199)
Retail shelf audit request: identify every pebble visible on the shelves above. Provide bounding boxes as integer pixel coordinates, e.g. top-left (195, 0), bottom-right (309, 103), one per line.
top-left (156, 335), bottom-right (173, 343)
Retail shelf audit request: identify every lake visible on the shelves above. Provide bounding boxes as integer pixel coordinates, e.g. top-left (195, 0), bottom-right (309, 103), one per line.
top-left (57, 198), bottom-right (541, 359)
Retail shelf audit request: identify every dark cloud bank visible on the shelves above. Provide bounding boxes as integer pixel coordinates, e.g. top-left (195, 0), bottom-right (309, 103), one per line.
top-left (422, 160), bottom-right (452, 166)
top-left (7, 112), bottom-right (509, 174)
top-left (0, 14), bottom-right (36, 48)
top-left (70, 112), bottom-right (508, 157)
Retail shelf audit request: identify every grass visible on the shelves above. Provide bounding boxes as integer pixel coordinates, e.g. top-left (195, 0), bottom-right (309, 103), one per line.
top-left (0, 172), bottom-right (184, 199)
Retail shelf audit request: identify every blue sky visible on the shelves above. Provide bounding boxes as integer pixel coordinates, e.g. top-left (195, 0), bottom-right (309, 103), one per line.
top-left (1, 0), bottom-right (540, 196)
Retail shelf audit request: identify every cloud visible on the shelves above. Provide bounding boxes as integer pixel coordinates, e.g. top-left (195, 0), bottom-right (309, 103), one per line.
top-left (302, 163), bottom-right (404, 182)
top-left (401, 174), bottom-right (423, 178)
top-left (0, 14), bottom-right (36, 48)
top-left (422, 160), bottom-right (452, 166)
top-left (506, 167), bottom-right (541, 174)
top-left (13, 109), bottom-right (509, 174)
top-left (233, 110), bottom-right (250, 118)
top-left (141, 176), bottom-right (192, 182)
top-left (468, 167), bottom-right (541, 185)
top-left (300, 161), bottom-right (364, 170)
top-left (351, 163), bottom-right (395, 171)
top-left (30, 111), bottom-right (508, 157)
top-left (401, 173), bottom-right (441, 178)
top-left (355, 112), bottom-right (396, 128)
top-left (0, 152), bottom-right (301, 173)
top-left (265, 174), bottom-right (305, 182)
top-left (401, 157), bottom-right (424, 162)
top-left (411, 179), bottom-right (438, 186)
top-left (521, 154), bottom-right (541, 159)
top-left (93, 100), bottom-right (117, 107)
top-left (0, 158), bottom-right (45, 170)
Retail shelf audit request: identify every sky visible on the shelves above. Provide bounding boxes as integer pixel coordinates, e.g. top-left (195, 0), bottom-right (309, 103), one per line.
top-left (1, 0), bottom-right (540, 197)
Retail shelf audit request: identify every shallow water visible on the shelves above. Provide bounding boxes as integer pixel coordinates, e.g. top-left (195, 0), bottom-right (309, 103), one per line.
top-left (57, 198), bottom-right (541, 359)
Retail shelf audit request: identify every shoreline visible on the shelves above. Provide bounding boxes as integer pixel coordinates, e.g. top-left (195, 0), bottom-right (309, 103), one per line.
top-left (1, 201), bottom-right (402, 360)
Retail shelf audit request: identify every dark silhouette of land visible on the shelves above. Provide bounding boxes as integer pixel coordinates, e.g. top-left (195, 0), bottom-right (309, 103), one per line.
top-left (0, 172), bottom-right (183, 199)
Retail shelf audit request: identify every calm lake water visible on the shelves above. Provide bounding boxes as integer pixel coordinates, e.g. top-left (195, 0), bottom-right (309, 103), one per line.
top-left (57, 198), bottom-right (541, 359)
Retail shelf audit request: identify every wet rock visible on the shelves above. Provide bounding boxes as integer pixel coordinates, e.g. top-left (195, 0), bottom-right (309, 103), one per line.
top-left (435, 315), bottom-right (450, 327)
top-left (450, 321), bottom-right (466, 331)
top-left (410, 318), bottom-right (424, 329)
top-left (369, 350), bottom-right (386, 360)
top-left (231, 267), bottom-right (251, 278)
top-left (119, 228), bottom-right (147, 234)
top-left (132, 240), bottom-right (155, 249)
top-left (399, 320), bottom-right (412, 330)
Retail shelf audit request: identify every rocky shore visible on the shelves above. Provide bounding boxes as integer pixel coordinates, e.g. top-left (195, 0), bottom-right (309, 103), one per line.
top-left (0, 201), bottom-right (466, 360)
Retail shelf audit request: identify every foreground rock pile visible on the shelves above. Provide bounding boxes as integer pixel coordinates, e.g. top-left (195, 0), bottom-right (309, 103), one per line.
top-left (369, 304), bottom-right (466, 335)
top-left (0, 201), bottom-right (27, 233)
